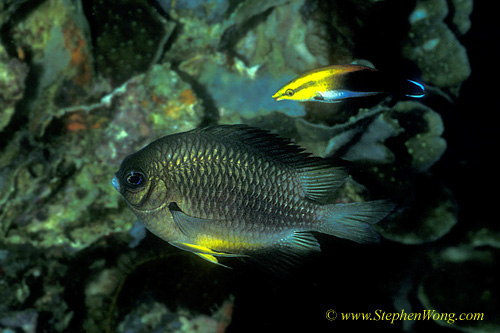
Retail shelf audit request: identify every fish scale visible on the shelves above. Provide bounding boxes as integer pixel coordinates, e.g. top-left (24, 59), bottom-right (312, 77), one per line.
top-left (112, 124), bottom-right (395, 268)
top-left (177, 139), bottom-right (308, 244)
top-left (185, 152), bottom-right (295, 227)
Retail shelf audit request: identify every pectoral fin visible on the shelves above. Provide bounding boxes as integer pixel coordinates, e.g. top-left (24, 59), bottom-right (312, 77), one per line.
top-left (168, 202), bottom-right (210, 238)
top-left (167, 203), bottom-right (245, 267)
top-left (313, 91), bottom-right (342, 103)
top-left (313, 92), bottom-right (325, 101)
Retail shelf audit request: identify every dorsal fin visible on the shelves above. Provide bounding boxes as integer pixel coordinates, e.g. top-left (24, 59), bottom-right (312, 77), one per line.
top-left (300, 165), bottom-right (348, 203)
top-left (193, 125), bottom-right (309, 165)
top-left (194, 125), bottom-right (347, 202)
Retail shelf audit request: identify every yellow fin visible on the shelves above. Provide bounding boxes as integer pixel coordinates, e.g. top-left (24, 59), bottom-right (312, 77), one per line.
top-left (169, 241), bottom-right (245, 267)
top-left (170, 241), bottom-right (236, 256)
top-left (194, 253), bottom-right (231, 269)
top-left (176, 242), bottom-right (217, 254)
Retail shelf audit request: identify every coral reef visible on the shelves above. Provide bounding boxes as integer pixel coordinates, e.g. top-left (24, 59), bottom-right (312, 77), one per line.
top-left (0, 0), bottom-right (494, 332)
top-left (403, 0), bottom-right (471, 93)
top-left (86, 0), bottom-right (176, 86)
top-left (0, 43), bottom-right (28, 131)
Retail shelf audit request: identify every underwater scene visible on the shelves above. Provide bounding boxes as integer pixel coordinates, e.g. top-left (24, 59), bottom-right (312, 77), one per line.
top-left (0, 0), bottom-right (497, 332)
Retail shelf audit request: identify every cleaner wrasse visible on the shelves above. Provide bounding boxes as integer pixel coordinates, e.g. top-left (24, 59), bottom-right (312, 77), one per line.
top-left (272, 64), bottom-right (425, 103)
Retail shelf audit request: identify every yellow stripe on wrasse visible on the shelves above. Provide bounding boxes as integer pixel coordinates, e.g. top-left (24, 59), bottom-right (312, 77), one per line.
top-left (272, 65), bottom-right (375, 103)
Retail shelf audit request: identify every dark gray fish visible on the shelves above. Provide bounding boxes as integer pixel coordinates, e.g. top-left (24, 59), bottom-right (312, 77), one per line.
top-left (112, 125), bottom-right (393, 268)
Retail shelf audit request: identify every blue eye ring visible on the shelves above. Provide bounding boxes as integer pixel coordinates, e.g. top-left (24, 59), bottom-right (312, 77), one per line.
top-left (125, 171), bottom-right (145, 187)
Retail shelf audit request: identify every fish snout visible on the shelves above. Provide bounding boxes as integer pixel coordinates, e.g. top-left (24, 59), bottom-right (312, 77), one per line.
top-left (111, 175), bottom-right (120, 192)
top-left (273, 93), bottom-right (287, 102)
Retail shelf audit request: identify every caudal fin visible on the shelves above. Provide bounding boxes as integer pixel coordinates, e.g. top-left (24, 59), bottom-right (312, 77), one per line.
top-left (403, 79), bottom-right (425, 98)
top-left (316, 200), bottom-right (395, 243)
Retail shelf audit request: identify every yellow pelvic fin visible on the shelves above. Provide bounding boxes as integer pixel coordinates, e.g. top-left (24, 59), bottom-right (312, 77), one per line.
top-left (169, 241), bottom-right (245, 268)
top-left (194, 253), bottom-right (232, 269)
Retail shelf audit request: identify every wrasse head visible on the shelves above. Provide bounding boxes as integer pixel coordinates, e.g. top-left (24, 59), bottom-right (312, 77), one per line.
top-left (272, 80), bottom-right (310, 102)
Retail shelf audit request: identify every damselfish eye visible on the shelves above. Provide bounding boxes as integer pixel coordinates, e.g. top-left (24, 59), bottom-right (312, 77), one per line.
top-left (125, 171), bottom-right (145, 187)
top-left (285, 89), bottom-right (294, 96)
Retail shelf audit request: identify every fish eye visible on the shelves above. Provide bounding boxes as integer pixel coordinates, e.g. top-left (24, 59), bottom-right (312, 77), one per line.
top-left (125, 171), bottom-right (146, 187)
top-left (285, 89), bottom-right (294, 96)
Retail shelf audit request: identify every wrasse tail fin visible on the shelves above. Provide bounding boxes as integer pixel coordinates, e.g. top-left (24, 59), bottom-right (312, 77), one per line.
top-left (316, 200), bottom-right (395, 243)
top-left (405, 79), bottom-right (426, 98)
top-left (344, 69), bottom-right (425, 100)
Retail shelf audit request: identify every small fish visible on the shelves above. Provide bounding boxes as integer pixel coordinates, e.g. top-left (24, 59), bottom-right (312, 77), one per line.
top-left (112, 125), bottom-right (393, 268)
top-left (272, 64), bottom-right (425, 103)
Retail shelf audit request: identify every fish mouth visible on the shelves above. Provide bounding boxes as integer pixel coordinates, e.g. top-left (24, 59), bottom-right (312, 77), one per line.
top-left (111, 175), bottom-right (120, 192)
top-left (272, 94), bottom-right (283, 101)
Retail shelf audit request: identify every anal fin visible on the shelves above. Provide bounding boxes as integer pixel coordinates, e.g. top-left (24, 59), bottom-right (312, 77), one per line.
top-left (244, 231), bottom-right (321, 274)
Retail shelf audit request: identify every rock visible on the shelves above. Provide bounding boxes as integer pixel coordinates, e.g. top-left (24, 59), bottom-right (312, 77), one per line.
top-left (418, 246), bottom-right (500, 332)
top-left (403, 0), bottom-right (471, 91)
top-left (88, 0), bottom-right (176, 86)
top-left (0, 44), bottom-right (28, 131)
